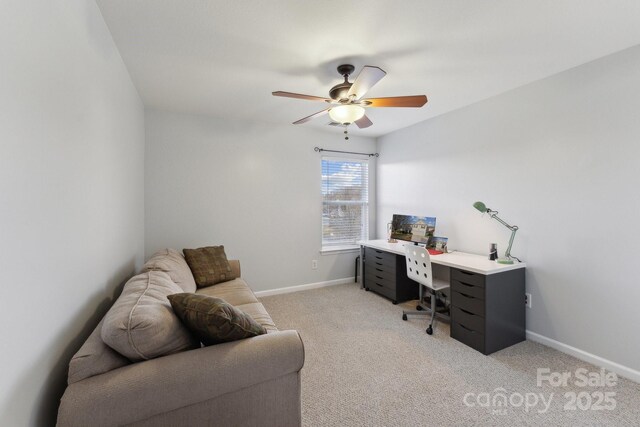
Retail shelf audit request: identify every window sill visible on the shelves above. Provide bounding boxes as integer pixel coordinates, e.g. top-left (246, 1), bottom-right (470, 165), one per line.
top-left (320, 245), bottom-right (361, 255)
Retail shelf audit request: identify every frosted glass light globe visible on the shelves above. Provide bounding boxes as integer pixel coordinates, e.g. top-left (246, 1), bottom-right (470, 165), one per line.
top-left (329, 105), bottom-right (365, 124)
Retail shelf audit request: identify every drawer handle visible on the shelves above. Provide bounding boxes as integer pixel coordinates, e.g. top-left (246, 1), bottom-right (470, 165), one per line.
top-left (376, 275), bottom-right (384, 280)
top-left (459, 292), bottom-right (475, 299)
top-left (375, 262), bottom-right (383, 266)
top-left (458, 281), bottom-right (475, 288)
top-left (375, 256), bottom-right (383, 260)
top-left (375, 282), bottom-right (383, 287)
top-left (375, 268), bottom-right (384, 272)
top-left (375, 250), bottom-right (383, 253)
top-left (458, 270), bottom-right (475, 276)
top-left (458, 323), bottom-right (476, 333)
top-left (458, 307), bottom-right (476, 316)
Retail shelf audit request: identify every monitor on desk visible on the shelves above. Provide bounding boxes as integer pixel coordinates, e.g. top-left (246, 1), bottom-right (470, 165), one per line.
top-left (390, 214), bottom-right (436, 244)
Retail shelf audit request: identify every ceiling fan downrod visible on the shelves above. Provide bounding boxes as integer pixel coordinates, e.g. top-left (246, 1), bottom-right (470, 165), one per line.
top-left (329, 64), bottom-right (356, 101)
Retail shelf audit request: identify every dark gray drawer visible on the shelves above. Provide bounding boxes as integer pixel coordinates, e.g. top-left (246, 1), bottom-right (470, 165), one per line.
top-left (451, 305), bottom-right (485, 334)
top-left (364, 264), bottom-right (395, 282)
top-left (451, 279), bottom-right (485, 299)
top-left (365, 247), bottom-right (396, 270)
top-left (368, 280), bottom-right (395, 300)
top-left (452, 321), bottom-right (485, 353)
top-left (452, 290), bottom-right (485, 316)
top-left (365, 272), bottom-right (394, 291)
top-left (451, 268), bottom-right (485, 288)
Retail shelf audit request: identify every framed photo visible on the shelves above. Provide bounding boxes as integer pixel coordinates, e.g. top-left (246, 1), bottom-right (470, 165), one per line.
top-left (427, 236), bottom-right (448, 253)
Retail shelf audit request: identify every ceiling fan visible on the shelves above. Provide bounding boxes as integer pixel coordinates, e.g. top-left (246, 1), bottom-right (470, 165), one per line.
top-left (273, 64), bottom-right (427, 139)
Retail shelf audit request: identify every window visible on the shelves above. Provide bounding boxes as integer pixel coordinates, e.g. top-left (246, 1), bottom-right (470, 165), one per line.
top-left (321, 156), bottom-right (369, 251)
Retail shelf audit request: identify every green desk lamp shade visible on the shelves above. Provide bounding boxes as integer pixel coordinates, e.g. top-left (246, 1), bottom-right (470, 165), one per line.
top-left (473, 201), bottom-right (488, 213)
top-left (473, 201), bottom-right (519, 264)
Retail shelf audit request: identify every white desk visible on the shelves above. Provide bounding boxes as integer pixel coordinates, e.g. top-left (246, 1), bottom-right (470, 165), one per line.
top-left (358, 239), bottom-right (525, 276)
top-left (358, 239), bottom-right (526, 355)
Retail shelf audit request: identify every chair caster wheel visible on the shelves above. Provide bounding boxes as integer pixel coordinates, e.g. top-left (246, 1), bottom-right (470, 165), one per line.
top-left (426, 326), bottom-right (433, 335)
top-left (416, 305), bottom-right (424, 311)
top-left (392, 300), bottom-right (398, 305)
top-left (402, 314), bottom-right (407, 321)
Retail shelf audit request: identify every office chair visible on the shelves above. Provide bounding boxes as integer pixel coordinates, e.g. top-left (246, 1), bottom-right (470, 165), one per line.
top-left (402, 245), bottom-right (450, 335)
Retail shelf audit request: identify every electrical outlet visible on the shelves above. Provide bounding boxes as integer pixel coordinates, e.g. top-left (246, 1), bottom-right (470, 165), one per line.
top-left (525, 293), bottom-right (532, 308)
top-left (311, 260), bottom-right (318, 270)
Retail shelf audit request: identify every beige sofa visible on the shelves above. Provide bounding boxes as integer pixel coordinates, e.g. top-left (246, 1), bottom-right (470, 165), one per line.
top-left (57, 249), bottom-right (305, 426)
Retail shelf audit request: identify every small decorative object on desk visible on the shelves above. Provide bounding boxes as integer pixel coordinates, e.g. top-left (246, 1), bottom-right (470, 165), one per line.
top-left (489, 243), bottom-right (498, 261)
top-left (386, 222), bottom-right (397, 243)
top-left (427, 236), bottom-right (448, 255)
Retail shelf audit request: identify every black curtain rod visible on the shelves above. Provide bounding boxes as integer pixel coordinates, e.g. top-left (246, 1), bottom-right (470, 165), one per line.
top-left (314, 147), bottom-right (379, 157)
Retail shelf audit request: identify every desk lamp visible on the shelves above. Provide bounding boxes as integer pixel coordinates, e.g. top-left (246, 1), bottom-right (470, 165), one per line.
top-left (473, 201), bottom-right (520, 264)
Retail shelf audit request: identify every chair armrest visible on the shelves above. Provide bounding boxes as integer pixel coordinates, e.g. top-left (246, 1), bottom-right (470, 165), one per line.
top-left (229, 259), bottom-right (241, 277)
top-left (57, 330), bottom-right (304, 427)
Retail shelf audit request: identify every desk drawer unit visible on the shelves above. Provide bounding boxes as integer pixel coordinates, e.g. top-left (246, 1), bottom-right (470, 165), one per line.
top-left (450, 267), bottom-right (525, 355)
top-left (363, 247), bottom-right (418, 304)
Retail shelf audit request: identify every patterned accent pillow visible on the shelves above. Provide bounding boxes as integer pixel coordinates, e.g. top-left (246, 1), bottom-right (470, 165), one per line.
top-left (183, 246), bottom-right (236, 288)
top-left (168, 293), bottom-right (266, 345)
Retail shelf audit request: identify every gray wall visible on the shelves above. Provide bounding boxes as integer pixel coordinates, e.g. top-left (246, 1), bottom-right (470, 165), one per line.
top-left (376, 45), bottom-right (640, 374)
top-left (145, 110), bottom-right (376, 292)
top-left (0, 1), bottom-right (145, 425)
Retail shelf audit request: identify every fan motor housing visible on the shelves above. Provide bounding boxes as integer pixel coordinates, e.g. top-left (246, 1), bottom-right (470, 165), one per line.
top-left (329, 82), bottom-right (352, 101)
top-left (329, 64), bottom-right (356, 101)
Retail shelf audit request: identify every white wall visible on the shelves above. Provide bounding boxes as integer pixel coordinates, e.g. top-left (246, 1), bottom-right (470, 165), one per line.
top-left (145, 110), bottom-right (376, 292)
top-left (376, 45), bottom-right (640, 376)
top-left (0, 1), bottom-right (145, 425)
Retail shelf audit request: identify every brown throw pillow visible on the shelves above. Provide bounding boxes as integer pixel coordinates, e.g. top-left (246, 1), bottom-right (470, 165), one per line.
top-left (167, 293), bottom-right (266, 345)
top-left (183, 246), bottom-right (236, 288)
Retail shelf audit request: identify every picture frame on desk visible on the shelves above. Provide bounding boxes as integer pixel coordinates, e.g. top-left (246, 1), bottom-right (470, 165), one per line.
top-left (427, 236), bottom-right (448, 255)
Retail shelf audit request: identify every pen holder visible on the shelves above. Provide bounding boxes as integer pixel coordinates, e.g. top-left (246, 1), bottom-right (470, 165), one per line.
top-left (489, 243), bottom-right (498, 261)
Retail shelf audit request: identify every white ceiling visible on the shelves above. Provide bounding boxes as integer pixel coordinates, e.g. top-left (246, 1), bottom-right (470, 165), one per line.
top-left (96, 0), bottom-right (640, 137)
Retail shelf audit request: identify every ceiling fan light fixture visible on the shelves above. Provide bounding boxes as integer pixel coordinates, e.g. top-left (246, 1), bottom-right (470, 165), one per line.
top-left (329, 105), bottom-right (365, 125)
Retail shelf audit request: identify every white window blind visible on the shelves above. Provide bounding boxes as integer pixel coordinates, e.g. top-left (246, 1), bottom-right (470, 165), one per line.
top-left (321, 156), bottom-right (369, 249)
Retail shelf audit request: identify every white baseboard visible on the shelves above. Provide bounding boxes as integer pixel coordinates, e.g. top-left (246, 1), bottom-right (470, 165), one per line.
top-left (526, 330), bottom-right (640, 383)
top-left (254, 277), bottom-right (353, 298)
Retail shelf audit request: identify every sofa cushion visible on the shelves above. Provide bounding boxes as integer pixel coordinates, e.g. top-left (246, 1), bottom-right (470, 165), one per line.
top-left (168, 293), bottom-right (267, 345)
top-left (234, 302), bottom-right (279, 333)
top-left (183, 246), bottom-right (236, 288)
top-left (68, 318), bottom-right (130, 384)
top-left (142, 248), bottom-right (197, 293)
top-left (101, 271), bottom-right (199, 361)
top-left (196, 278), bottom-right (259, 306)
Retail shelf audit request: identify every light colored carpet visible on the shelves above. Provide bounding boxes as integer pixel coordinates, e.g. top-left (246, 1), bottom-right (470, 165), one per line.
top-left (260, 283), bottom-right (640, 427)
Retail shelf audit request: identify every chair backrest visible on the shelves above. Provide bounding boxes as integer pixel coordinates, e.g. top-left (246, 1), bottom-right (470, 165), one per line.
top-left (404, 245), bottom-right (433, 288)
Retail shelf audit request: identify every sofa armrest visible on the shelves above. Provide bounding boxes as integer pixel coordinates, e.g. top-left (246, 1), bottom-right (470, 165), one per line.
top-left (57, 330), bottom-right (304, 427)
top-left (229, 259), bottom-right (241, 278)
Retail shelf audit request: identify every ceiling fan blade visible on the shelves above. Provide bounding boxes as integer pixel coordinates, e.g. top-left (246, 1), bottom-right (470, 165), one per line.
top-left (363, 95), bottom-right (428, 108)
top-left (354, 114), bottom-right (373, 129)
top-left (272, 91), bottom-right (331, 102)
top-left (293, 108), bottom-right (330, 124)
top-left (347, 66), bottom-right (387, 100)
